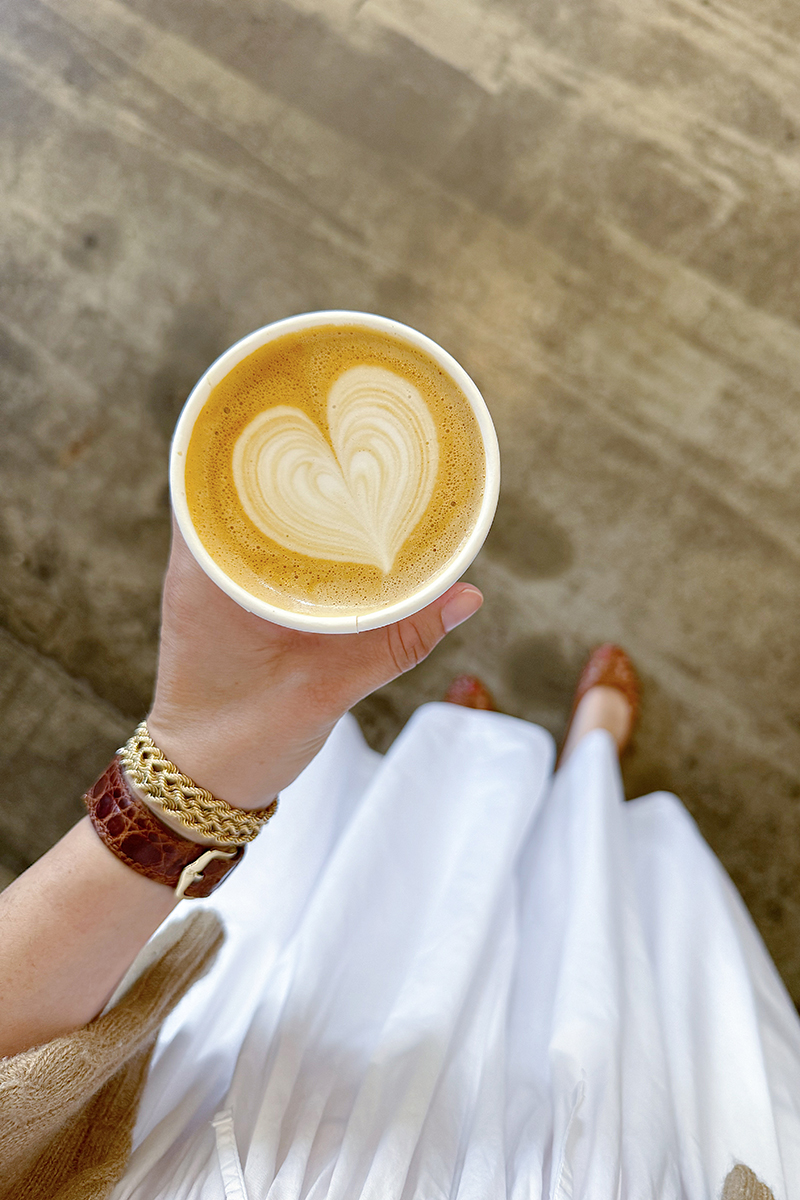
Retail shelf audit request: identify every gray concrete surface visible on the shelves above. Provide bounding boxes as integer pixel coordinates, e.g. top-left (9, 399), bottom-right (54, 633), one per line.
top-left (3, 0), bottom-right (800, 997)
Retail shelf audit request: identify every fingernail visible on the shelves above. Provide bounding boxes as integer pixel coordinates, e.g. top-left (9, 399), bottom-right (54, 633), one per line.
top-left (441, 586), bottom-right (483, 633)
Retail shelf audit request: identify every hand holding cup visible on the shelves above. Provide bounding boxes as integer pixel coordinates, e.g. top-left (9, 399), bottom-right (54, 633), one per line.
top-left (147, 523), bottom-right (483, 810)
top-left (156, 312), bottom-right (497, 807)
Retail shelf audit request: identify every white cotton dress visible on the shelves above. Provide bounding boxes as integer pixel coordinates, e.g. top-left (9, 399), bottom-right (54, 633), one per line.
top-left (110, 703), bottom-right (800, 1200)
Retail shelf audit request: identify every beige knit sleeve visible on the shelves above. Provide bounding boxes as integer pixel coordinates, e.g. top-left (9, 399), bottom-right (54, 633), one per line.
top-left (0, 908), bottom-right (224, 1200)
top-left (721, 1164), bottom-right (776, 1199)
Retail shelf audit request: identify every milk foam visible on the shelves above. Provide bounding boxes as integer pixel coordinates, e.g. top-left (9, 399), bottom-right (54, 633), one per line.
top-left (232, 365), bottom-right (440, 573)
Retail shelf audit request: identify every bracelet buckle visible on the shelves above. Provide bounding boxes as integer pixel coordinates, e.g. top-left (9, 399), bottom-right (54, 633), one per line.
top-left (175, 848), bottom-right (238, 901)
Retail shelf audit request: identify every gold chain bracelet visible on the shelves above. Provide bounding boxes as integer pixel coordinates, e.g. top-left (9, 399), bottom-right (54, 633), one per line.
top-left (118, 722), bottom-right (277, 845)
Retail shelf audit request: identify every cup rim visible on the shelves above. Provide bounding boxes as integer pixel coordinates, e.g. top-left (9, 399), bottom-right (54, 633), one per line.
top-left (170, 310), bottom-right (500, 633)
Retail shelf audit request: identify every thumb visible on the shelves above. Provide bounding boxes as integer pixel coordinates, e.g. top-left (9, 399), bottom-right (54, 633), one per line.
top-left (366, 583), bottom-right (484, 689)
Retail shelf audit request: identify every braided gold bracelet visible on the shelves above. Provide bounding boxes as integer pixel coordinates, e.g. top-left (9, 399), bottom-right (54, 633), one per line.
top-left (118, 722), bottom-right (278, 845)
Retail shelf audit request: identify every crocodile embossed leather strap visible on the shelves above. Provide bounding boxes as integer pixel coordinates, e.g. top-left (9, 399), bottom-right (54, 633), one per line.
top-left (84, 756), bottom-right (245, 899)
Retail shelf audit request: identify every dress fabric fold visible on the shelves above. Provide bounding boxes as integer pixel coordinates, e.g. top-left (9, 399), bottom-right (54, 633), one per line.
top-left (110, 705), bottom-right (800, 1200)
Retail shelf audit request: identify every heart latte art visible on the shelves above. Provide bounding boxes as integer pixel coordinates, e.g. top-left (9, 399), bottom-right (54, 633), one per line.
top-left (232, 366), bottom-right (440, 573)
top-left (183, 322), bottom-right (487, 619)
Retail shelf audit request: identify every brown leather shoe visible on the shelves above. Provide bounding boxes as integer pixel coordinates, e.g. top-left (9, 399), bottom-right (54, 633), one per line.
top-left (443, 675), bottom-right (498, 710)
top-left (557, 644), bottom-right (640, 766)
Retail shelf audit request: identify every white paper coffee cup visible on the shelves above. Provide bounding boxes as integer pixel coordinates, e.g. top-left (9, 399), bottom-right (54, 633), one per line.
top-left (171, 311), bottom-right (500, 633)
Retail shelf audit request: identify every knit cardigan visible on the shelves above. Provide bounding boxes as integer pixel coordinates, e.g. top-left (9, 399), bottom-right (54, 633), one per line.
top-left (0, 909), bottom-right (223, 1199)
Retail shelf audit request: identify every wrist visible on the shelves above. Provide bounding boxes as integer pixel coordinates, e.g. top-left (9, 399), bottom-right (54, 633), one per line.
top-left (145, 712), bottom-right (277, 812)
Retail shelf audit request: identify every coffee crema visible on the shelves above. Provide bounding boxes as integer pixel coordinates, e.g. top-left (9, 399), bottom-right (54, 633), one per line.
top-left (184, 324), bottom-right (485, 616)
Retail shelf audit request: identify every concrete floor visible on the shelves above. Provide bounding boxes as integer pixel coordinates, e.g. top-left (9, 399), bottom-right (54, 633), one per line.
top-left (3, 0), bottom-right (800, 998)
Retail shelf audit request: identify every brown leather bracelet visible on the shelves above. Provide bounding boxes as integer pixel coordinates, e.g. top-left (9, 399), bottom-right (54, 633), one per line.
top-left (84, 756), bottom-right (245, 899)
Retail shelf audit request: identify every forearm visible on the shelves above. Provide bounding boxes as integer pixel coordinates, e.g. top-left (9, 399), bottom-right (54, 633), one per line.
top-left (0, 816), bottom-right (178, 1059)
top-left (0, 526), bottom-right (481, 1061)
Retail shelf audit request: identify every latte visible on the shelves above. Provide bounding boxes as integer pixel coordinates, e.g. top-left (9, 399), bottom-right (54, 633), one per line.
top-left (179, 320), bottom-right (490, 624)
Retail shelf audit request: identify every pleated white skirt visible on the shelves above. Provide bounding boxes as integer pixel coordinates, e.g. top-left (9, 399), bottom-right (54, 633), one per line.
top-left (111, 704), bottom-right (800, 1200)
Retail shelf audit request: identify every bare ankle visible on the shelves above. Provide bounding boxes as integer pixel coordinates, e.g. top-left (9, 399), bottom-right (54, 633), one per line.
top-left (559, 686), bottom-right (634, 766)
